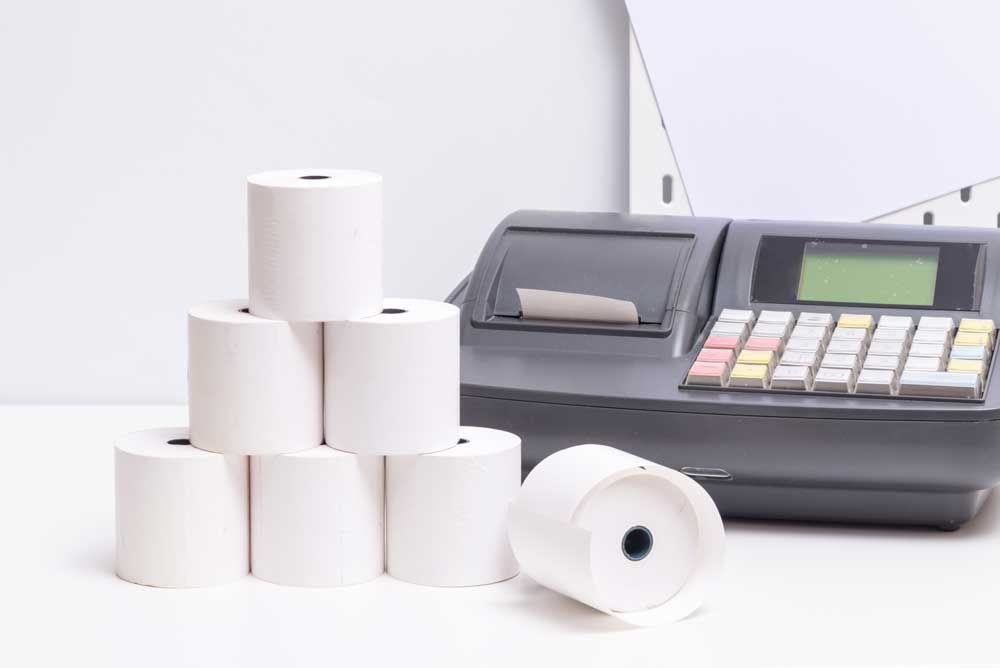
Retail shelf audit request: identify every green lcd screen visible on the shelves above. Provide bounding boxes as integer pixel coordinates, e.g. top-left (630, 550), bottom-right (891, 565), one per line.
top-left (797, 241), bottom-right (939, 306)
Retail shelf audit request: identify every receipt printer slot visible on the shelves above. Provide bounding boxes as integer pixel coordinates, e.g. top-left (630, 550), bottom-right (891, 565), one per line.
top-left (473, 217), bottom-right (697, 336)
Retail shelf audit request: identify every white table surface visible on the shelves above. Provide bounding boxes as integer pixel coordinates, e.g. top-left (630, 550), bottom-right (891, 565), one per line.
top-left (7, 405), bottom-right (999, 667)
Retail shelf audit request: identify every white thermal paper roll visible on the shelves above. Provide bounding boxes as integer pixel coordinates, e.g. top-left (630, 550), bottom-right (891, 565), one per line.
top-left (188, 299), bottom-right (323, 455)
top-left (325, 298), bottom-right (459, 455)
top-left (250, 446), bottom-right (384, 587)
top-left (507, 444), bottom-right (725, 626)
top-left (248, 168), bottom-right (383, 322)
top-left (386, 426), bottom-right (521, 587)
top-left (115, 428), bottom-right (249, 588)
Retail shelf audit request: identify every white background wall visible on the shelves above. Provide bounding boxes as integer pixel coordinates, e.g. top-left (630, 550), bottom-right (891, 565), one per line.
top-left (0, 0), bottom-right (628, 403)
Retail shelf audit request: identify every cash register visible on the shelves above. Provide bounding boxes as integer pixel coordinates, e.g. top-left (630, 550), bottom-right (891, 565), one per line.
top-left (449, 210), bottom-right (1000, 529)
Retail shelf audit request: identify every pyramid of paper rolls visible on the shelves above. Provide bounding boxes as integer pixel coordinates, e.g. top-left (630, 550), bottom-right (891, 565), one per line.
top-left (112, 169), bottom-right (725, 627)
top-left (114, 169), bottom-right (522, 589)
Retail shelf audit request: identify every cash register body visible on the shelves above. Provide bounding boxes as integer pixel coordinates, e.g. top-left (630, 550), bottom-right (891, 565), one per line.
top-left (449, 211), bottom-right (1000, 529)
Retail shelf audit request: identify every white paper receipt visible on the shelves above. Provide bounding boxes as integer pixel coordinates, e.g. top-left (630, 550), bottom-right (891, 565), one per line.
top-left (516, 288), bottom-right (639, 325)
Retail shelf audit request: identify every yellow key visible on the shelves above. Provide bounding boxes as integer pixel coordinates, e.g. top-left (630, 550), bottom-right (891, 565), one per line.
top-left (959, 318), bottom-right (995, 334)
top-left (737, 349), bottom-right (775, 369)
top-left (729, 363), bottom-right (770, 388)
top-left (955, 331), bottom-right (990, 347)
top-left (948, 358), bottom-right (985, 376)
top-left (731, 363), bottom-right (768, 378)
top-left (838, 313), bottom-right (875, 330)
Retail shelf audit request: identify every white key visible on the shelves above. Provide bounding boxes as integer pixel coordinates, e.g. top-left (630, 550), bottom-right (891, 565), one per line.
top-left (868, 340), bottom-right (905, 357)
top-left (791, 325), bottom-right (829, 340)
top-left (826, 339), bottom-right (864, 355)
top-left (918, 316), bottom-right (955, 331)
top-left (712, 320), bottom-right (749, 340)
top-left (872, 327), bottom-right (910, 343)
top-left (878, 315), bottom-right (914, 331)
top-left (785, 337), bottom-right (824, 354)
top-left (821, 353), bottom-right (861, 373)
top-left (771, 365), bottom-right (813, 390)
top-left (857, 368), bottom-right (897, 395)
top-left (908, 342), bottom-right (947, 359)
top-left (780, 350), bottom-right (819, 369)
top-left (814, 367), bottom-right (856, 393)
top-left (719, 308), bottom-right (756, 325)
top-left (863, 354), bottom-right (902, 372)
top-left (912, 329), bottom-right (952, 346)
top-left (951, 345), bottom-right (990, 362)
top-left (904, 355), bottom-right (945, 372)
top-left (752, 322), bottom-right (790, 339)
top-left (797, 312), bottom-right (834, 329)
top-left (831, 327), bottom-right (869, 343)
top-left (899, 370), bottom-right (980, 399)
top-left (759, 310), bottom-right (794, 327)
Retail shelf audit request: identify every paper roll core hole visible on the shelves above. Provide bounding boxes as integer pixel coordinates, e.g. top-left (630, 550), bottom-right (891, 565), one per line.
top-left (457, 438), bottom-right (469, 445)
top-left (166, 438), bottom-right (191, 446)
top-left (299, 175), bottom-right (330, 180)
top-left (381, 308), bottom-right (408, 315)
top-left (622, 525), bottom-right (653, 562)
top-left (238, 308), bottom-right (250, 314)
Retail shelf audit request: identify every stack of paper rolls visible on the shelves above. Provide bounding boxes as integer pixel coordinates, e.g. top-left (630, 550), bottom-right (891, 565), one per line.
top-left (114, 168), bottom-right (522, 589)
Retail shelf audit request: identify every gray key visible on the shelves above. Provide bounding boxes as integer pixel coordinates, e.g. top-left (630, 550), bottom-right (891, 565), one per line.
top-left (912, 328), bottom-right (952, 346)
top-left (821, 352), bottom-right (861, 373)
top-left (899, 370), bottom-right (980, 398)
top-left (814, 367), bottom-right (856, 393)
top-left (863, 354), bottom-right (902, 372)
top-left (759, 310), bottom-right (794, 327)
top-left (785, 337), bottom-right (824, 354)
top-left (752, 322), bottom-right (790, 339)
top-left (857, 368), bottom-right (897, 395)
top-left (771, 365), bottom-right (813, 390)
top-left (951, 345), bottom-right (990, 362)
top-left (831, 327), bottom-right (869, 343)
top-left (878, 315), bottom-right (914, 332)
top-left (719, 308), bottom-right (756, 325)
top-left (712, 321), bottom-right (748, 340)
top-left (780, 350), bottom-right (819, 369)
top-left (872, 327), bottom-right (910, 343)
top-left (904, 355), bottom-right (945, 372)
top-left (797, 312), bottom-right (834, 329)
top-left (908, 342), bottom-right (947, 359)
top-left (826, 339), bottom-right (864, 355)
top-left (918, 316), bottom-right (955, 331)
top-left (868, 340), bottom-right (905, 357)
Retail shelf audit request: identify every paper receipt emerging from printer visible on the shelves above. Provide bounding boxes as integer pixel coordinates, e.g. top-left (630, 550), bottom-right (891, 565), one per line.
top-left (516, 288), bottom-right (640, 325)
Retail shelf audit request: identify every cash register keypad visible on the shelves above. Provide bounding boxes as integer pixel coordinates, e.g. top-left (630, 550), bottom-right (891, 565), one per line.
top-left (685, 309), bottom-right (995, 399)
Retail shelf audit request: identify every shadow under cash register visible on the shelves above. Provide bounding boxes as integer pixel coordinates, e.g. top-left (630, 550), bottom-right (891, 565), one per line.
top-left (449, 210), bottom-right (1000, 530)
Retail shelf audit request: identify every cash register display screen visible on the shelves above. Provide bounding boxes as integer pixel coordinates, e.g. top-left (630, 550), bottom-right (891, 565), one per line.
top-left (796, 242), bottom-right (939, 306)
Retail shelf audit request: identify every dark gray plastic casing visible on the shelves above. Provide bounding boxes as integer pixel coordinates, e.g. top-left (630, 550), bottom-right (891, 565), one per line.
top-left (449, 210), bottom-right (1000, 529)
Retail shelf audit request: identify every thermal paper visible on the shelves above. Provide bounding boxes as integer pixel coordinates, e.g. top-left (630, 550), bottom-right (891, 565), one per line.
top-left (507, 444), bottom-right (725, 626)
top-left (386, 426), bottom-right (521, 587)
top-left (325, 298), bottom-right (459, 455)
top-left (250, 447), bottom-right (384, 587)
top-left (188, 299), bottom-right (323, 455)
top-left (517, 288), bottom-right (639, 324)
top-left (115, 428), bottom-right (249, 588)
top-left (248, 168), bottom-right (383, 322)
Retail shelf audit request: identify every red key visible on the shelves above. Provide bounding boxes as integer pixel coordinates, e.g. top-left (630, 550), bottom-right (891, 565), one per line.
top-left (704, 335), bottom-right (741, 350)
top-left (697, 348), bottom-right (735, 366)
top-left (744, 336), bottom-right (784, 353)
top-left (686, 361), bottom-right (729, 386)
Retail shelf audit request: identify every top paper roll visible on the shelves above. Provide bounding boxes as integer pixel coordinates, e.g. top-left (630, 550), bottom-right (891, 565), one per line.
top-left (248, 169), bottom-right (383, 322)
